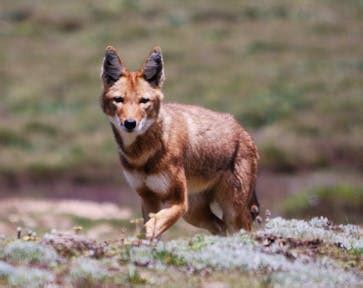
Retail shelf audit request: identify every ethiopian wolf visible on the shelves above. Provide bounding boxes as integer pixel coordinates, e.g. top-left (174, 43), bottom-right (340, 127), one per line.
top-left (100, 46), bottom-right (260, 239)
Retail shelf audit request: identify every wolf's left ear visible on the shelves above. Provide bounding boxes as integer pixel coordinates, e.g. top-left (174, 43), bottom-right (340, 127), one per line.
top-left (142, 47), bottom-right (165, 88)
top-left (101, 46), bottom-right (126, 86)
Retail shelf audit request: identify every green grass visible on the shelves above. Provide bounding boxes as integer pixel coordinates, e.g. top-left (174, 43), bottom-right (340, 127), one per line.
top-left (71, 215), bottom-right (133, 231)
top-left (0, 128), bottom-right (31, 149)
top-left (282, 185), bottom-right (363, 223)
top-left (0, 0), bottom-right (362, 181)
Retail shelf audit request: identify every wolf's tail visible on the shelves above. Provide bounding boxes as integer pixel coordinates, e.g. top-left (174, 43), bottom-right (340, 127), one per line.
top-left (250, 188), bottom-right (260, 221)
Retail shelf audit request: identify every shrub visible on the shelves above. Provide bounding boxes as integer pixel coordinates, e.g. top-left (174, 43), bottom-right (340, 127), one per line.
top-left (4, 240), bottom-right (58, 265)
top-left (70, 257), bottom-right (109, 286)
top-left (0, 260), bottom-right (14, 279)
top-left (8, 267), bottom-right (54, 288)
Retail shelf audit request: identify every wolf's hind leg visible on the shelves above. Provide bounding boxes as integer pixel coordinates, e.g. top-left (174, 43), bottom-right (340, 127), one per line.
top-left (183, 192), bottom-right (226, 235)
top-left (215, 160), bottom-right (256, 233)
top-left (215, 182), bottom-right (253, 233)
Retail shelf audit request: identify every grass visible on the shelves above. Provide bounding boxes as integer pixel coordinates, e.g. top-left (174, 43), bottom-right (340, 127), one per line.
top-left (0, 0), bottom-right (362, 181)
top-left (0, 217), bottom-right (362, 287)
top-left (71, 215), bottom-right (132, 231)
top-left (282, 185), bottom-right (363, 223)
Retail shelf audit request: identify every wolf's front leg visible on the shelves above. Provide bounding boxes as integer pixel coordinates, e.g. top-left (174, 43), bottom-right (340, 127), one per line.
top-left (141, 194), bottom-right (161, 223)
top-left (144, 176), bottom-right (188, 239)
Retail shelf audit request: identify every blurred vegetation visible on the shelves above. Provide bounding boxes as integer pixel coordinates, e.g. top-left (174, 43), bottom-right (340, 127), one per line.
top-left (0, 0), bottom-right (362, 184)
top-left (283, 185), bottom-right (363, 224)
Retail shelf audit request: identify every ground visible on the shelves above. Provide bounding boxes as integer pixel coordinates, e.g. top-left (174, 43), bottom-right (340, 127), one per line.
top-left (0, 199), bottom-right (361, 287)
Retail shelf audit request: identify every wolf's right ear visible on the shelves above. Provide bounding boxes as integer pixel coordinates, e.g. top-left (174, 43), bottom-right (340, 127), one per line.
top-left (101, 46), bottom-right (126, 86)
top-left (141, 47), bottom-right (165, 88)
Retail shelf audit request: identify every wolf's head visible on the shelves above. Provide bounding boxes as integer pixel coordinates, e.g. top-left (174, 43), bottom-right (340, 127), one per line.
top-left (100, 46), bottom-right (165, 141)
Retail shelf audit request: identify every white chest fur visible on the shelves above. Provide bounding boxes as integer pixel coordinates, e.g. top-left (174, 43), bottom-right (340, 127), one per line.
top-left (123, 170), bottom-right (144, 190)
top-left (123, 170), bottom-right (171, 195)
top-left (145, 172), bottom-right (170, 194)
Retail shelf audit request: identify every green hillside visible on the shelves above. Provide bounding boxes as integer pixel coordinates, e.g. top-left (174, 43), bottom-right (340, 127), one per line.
top-left (1, 0), bottom-right (362, 182)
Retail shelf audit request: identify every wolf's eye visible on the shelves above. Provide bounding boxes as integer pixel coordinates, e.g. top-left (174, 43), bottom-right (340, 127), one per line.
top-left (139, 97), bottom-right (150, 104)
top-left (113, 96), bottom-right (124, 103)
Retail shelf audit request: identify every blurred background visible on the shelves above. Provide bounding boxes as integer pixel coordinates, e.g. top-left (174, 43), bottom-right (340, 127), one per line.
top-left (0, 0), bottom-right (362, 238)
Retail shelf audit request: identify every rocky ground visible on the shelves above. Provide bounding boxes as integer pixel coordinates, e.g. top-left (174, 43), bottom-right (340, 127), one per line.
top-left (0, 199), bottom-right (361, 287)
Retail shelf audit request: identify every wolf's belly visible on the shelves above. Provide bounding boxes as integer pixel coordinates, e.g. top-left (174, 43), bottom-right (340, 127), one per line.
top-left (187, 176), bottom-right (224, 219)
top-left (186, 175), bottom-right (218, 195)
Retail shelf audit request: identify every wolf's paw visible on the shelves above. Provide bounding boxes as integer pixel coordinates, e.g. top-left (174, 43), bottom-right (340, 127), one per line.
top-left (144, 217), bottom-right (158, 240)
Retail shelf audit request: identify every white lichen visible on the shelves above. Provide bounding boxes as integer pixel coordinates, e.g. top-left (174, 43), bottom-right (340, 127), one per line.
top-left (4, 240), bottom-right (59, 265)
top-left (260, 217), bottom-right (363, 250)
top-left (127, 223), bottom-right (362, 287)
top-left (7, 267), bottom-right (54, 288)
top-left (69, 257), bottom-right (109, 285)
top-left (0, 260), bottom-right (14, 279)
top-left (1, 217), bottom-right (362, 287)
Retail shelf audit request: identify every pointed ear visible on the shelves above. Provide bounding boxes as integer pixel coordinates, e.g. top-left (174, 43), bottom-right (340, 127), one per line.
top-left (101, 46), bottom-right (126, 86)
top-left (141, 47), bottom-right (165, 88)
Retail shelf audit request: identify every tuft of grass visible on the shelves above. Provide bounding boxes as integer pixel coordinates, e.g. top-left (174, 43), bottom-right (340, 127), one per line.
top-left (0, 261), bottom-right (14, 279)
top-left (70, 257), bottom-right (109, 286)
top-left (8, 267), bottom-right (54, 288)
top-left (127, 264), bottom-right (146, 285)
top-left (152, 250), bottom-right (186, 266)
top-left (4, 240), bottom-right (59, 265)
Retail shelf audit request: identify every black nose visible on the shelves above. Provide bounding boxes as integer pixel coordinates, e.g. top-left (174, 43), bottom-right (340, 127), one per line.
top-left (124, 119), bottom-right (137, 130)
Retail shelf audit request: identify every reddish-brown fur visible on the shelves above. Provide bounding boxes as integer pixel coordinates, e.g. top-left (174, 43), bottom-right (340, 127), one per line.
top-left (100, 46), bottom-right (259, 239)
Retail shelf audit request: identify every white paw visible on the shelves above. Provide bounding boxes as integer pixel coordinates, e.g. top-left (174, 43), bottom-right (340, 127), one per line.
top-left (144, 217), bottom-right (158, 239)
